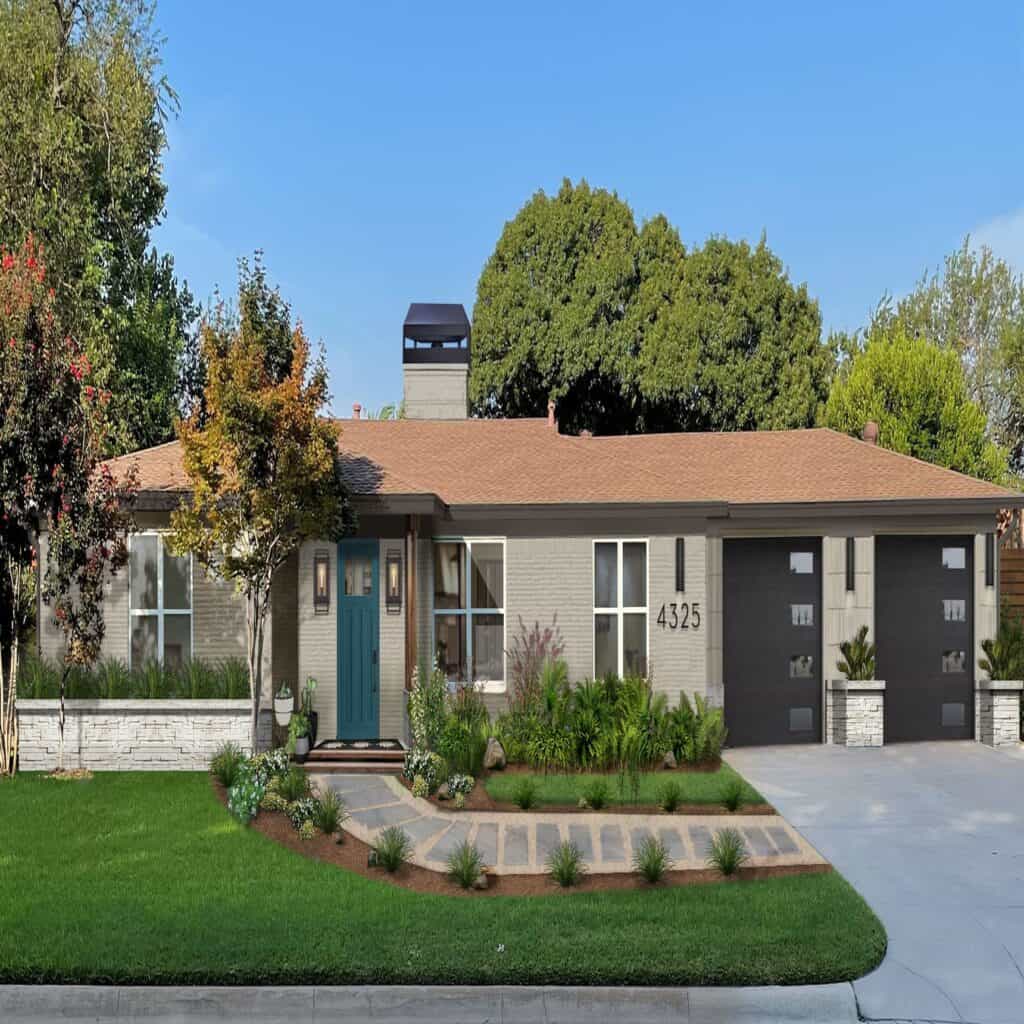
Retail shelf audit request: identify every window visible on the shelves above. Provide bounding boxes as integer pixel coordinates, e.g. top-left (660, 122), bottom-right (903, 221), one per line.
top-left (433, 539), bottom-right (504, 690)
top-left (942, 599), bottom-right (966, 623)
top-left (790, 551), bottom-right (814, 574)
top-left (789, 707), bottom-right (814, 732)
top-left (594, 540), bottom-right (648, 677)
top-left (986, 533), bottom-right (995, 588)
top-left (675, 538), bottom-right (685, 592)
top-left (942, 650), bottom-right (966, 674)
top-left (942, 546), bottom-right (966, 570)
top-left (129, 534), bottom-right (192, 669)
top-left (845, 537), bottom-right (855, 592)
top-left (790, 654), bottom-right (814, 678)
top-left (942, 702), bottom-right (966, 728)
top-left (791, 604), bottom-right (814, 627)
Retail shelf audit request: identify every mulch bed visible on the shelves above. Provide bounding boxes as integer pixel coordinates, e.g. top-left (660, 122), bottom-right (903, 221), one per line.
top-left (213, 779), bottom-right (825, 898)
top-left (398, 773), bottom-right (776, 816)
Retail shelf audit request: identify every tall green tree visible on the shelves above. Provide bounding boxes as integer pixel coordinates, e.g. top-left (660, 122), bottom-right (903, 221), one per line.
top-left (0, 0), bottom-right (196, 453)
top-left (471, 179), bottom-right (832, 434)
top-left (824, 327), bottom-right (1007, 483)
top-left (871, 238), bottom-right (1024, 469)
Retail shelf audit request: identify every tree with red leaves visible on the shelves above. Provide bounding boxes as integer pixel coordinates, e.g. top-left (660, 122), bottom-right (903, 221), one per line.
top-left (0, 237), bottom-right (136, 775)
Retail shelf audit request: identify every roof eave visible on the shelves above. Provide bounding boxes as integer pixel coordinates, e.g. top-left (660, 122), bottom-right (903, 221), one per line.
top-left (728, 496), bottom-right (1020, 519)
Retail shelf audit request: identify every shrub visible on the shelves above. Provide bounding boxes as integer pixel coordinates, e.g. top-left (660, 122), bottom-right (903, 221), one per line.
top-left (287, 796), bottom-right (320, 830)
top-left (249, 748), bottom-right (291, 786)
top-left (210, 742), bottom-right (245, 789)
top-left (446, 840), bottom-right (486, 889)
top-left (657, 779), bottom-right (683, 812)
top-left (446, 773), bottom-right (475, 798)
top-left (411, 775), bottom-right (429, 799)
top-left (298, 820), bottom-right (319, 841)
top-left (979, 608), bottom-right (1024, 680)
top-left (453, 792), bottom-right (466, 810)
top-left (373, 827), bottom-right (413, 872)
top-left (260, 790), bottom-right (289, 812)
top-left (707, 828), bottom-right (748, 876)
top-left (633, 835), bottom-right (673, 883)
top-left (547, 840), bottom-right (587, 887)
top-left (580, 777), bottom-right (610, 810)
top-left (408, 661), bottom-right (448, 750)
top-left (227, 763), bottom-right (265, 823)
top-left (277, 766), bottom-right (311, 804)
top-left (721, 776), bottom-right (745, 812)
top-left (511, 777), bottom-right (539, 810)
top-left (507, 615), bottom-right (566, 712)
top-left (312, 789), bottom-right (348, 836)
top-left (438, 716), bottom-right (488, 776)
top-left (837, 625), bottom-right (876, 681)
top-left (669, 693), bottom-right (726, 764)
top-left (403, 749), bottom-right (446, 793)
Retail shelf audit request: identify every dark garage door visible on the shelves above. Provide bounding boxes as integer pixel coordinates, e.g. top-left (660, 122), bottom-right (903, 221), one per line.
top-left (876, 536), bottom-right (973, 742)
top-left (724, 538), bottom-right (822, 746)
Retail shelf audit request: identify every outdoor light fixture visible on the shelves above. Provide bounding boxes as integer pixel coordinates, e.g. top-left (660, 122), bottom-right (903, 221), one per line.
top-left (313, 551), bottom-right (330, 614)
top-left (385, 549), bottom-right (402, 613)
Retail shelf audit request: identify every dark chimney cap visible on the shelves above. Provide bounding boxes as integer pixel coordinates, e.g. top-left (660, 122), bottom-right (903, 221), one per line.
top-left (862, 421), bottom-right (879, 445)
top-left (403, 303), bottom-right (470, 364)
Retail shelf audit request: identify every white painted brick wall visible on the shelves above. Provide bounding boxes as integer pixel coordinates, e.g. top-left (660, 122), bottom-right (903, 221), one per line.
top-left (17, 701), bottom-right (272, 771)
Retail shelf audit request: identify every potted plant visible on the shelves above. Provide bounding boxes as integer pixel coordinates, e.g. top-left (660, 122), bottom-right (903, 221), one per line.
top-left (273, 683), bottom-right (294, 728)
top-left (829, 625), bottom-right (885, 747)
top-left (288, 710), bottom-right (311, 759)
top-left (977, 615), bottom-right (1024, 747)
top-left (301, 677), bottom-right (319, 747)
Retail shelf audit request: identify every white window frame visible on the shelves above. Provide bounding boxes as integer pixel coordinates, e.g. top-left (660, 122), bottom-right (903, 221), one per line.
top-left (592, 539), bottom-right (650, 678)
top-left (127, 532), bottom-right (193, 670)
top-left (431, 537), bottom-right (507, 694)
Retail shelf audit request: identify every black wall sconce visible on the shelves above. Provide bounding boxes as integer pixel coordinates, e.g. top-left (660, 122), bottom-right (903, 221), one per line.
top-left (313, 551), bottom-right (330, 614)
top-left (385, 549), bottom-right (402, 614)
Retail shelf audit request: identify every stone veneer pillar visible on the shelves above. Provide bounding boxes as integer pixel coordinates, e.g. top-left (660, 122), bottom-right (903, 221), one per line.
top-left (826, 680), bottom-right (885, 747)
top-left (975, 681), bottom-right (1023, 748)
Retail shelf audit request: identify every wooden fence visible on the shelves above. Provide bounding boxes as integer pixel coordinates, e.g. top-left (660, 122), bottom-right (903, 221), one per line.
top-left (1000, 548), bottom-right (1024, 618)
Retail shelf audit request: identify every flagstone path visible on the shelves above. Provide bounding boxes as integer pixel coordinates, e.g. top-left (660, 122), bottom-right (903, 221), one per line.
top-left (310, 773), bottom-right (826, 875)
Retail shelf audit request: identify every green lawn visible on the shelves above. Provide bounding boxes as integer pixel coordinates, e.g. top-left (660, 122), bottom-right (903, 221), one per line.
top-left (0, 772), bottom-right (885, 986)
top-left (484, 764), bottom-right (763, 808)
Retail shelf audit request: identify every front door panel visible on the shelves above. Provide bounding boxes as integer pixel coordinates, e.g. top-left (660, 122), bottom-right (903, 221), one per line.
top-left (724, 537), bottom-right (823, 746)
top-left (876, 535), bottom-right (973, 742)
top-left (337, 541), bottom-right (379, 739)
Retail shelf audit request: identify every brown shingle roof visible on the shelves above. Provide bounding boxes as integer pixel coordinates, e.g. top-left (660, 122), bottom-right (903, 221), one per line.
top-left (106, 420), bottom-right (1018, 509)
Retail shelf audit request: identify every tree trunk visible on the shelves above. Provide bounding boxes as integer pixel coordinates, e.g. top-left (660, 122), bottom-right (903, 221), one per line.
top-left (245, 586), bottom-right (269, 755)
top-left (58, 664), bottom-right (69, 773)
top-left (1, 556), bottom-right (26, 776)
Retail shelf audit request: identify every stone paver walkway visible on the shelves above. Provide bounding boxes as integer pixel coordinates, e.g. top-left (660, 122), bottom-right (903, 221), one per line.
top-left (310, 773), bottom-right (826, 875)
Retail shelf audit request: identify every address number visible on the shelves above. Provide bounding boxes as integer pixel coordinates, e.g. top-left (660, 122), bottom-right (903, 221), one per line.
top-left (656, 602), bottom-right (700, 630)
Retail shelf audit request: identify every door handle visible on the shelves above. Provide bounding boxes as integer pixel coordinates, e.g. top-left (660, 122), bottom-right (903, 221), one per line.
top-left (372, 649), bottom-right (378, 665)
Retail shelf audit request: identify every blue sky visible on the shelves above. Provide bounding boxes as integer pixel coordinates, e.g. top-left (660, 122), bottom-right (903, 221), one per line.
top-left (153, 1), bottom-right (1024, 417)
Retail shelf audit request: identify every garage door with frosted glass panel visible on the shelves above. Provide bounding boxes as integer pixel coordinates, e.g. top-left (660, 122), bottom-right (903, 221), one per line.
top-left (723, 538), bottom-right (822, 746)
top-left (876, 536), bottom-right (973, 742)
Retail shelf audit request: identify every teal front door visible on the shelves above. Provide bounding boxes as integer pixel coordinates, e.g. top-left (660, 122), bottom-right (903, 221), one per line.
top-left (337, 541), bottom-right (379, 739)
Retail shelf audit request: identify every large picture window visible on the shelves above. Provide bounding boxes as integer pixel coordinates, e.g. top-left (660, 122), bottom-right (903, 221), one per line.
top-left (433, 539), bottom-right (505, 690)
top-left (129, 534), bottom-right (192, 669)
top-left (594, 540), bottom-right (648, 678)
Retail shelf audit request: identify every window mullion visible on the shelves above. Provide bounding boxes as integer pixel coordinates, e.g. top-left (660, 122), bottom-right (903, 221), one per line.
top-left (157, 535), bottom-right (164, 668)
top-left (617, 542), bottom-right (624, 676)
top-left (464, 541), bottom-right (472, 684)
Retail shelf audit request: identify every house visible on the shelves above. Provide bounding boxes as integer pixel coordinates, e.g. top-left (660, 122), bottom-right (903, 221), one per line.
top-left (35, 303), bottom-right (1024, 759)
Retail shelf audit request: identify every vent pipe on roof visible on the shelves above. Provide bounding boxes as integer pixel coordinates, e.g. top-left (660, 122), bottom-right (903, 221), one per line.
top-left (862, 420), bottom-right (879, 445)
top-left (352, 402), bottom-right (361, 420)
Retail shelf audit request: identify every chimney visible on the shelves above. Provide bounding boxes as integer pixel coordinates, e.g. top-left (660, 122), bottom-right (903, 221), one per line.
top-left (547, 400), bottom-right (557, 430)
top-left (352, 402), bottom-right (361, 420)
top-left (861, 421), bottom-right (879, 445)
top-left (401, 303), bottom-right (470, 419)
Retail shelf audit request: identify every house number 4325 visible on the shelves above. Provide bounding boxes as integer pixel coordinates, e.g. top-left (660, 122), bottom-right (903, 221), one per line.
top-left (656, 602), bottom-right (701, 630)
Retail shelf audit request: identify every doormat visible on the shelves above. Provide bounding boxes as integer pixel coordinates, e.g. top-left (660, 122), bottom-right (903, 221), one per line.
top-left (311, 739), bottom-right (406, 752)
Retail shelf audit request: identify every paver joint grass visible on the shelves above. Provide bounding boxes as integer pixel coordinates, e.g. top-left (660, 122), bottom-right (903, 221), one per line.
top-left (0, 773), bottom-right (886, 986)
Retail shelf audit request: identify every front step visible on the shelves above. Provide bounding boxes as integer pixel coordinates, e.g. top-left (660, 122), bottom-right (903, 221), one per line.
top-left (303, 759), bottom-right (403, 775)
top-left (304, 738), bottom-right (406, 765)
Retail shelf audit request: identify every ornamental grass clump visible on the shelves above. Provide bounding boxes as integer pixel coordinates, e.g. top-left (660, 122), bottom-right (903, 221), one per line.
top-left (657, 779), bottom-right (683, 812)
top-left (277, 765), bottom-right (311, 804)
top-left (721, 776), bottom-right (745, 812)
top-left (446, 840), bottom-right (486, 889)
top-left (547, 840), bottom-right (587, 887)
top-left (312, 788), bottom-right (348, 838)
top-left (209, 742), bottom-right (245, 789)
top-left (373, 827), bottom-right (413, 873)
top-left (707, 828), bottom-right (748, 876)
top-left (511, 777), bottom-right (539, 810)
top-left (633, 835), bottom-right (673, 883)
top-left (580, 777), bottom-right (609, 810)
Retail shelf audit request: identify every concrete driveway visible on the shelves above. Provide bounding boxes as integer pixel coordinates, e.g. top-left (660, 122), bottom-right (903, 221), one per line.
top-left (726, 742), bottom-right (1024, 1024)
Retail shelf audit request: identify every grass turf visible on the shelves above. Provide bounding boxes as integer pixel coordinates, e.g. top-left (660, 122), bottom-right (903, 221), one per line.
top-left (0, 772), bottom-right (885, 986)
top-left (484, 763), bottom-right (763, 807)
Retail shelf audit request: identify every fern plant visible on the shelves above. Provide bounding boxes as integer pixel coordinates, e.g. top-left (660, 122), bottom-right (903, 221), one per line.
top-left (979, 612), bottom-right (1024, 680)
top-left (837, 625), bottom-right (876, 681)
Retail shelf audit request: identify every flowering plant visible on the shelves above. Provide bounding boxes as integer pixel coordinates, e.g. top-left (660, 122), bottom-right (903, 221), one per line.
top-left (403, 748), bottom-right (445, 793)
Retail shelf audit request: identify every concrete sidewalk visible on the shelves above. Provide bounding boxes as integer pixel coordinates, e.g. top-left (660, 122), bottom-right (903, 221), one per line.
top-left (0, 983), bottom-right (859, 1023)
top-left (312, 773), bottom-right (826, 875)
